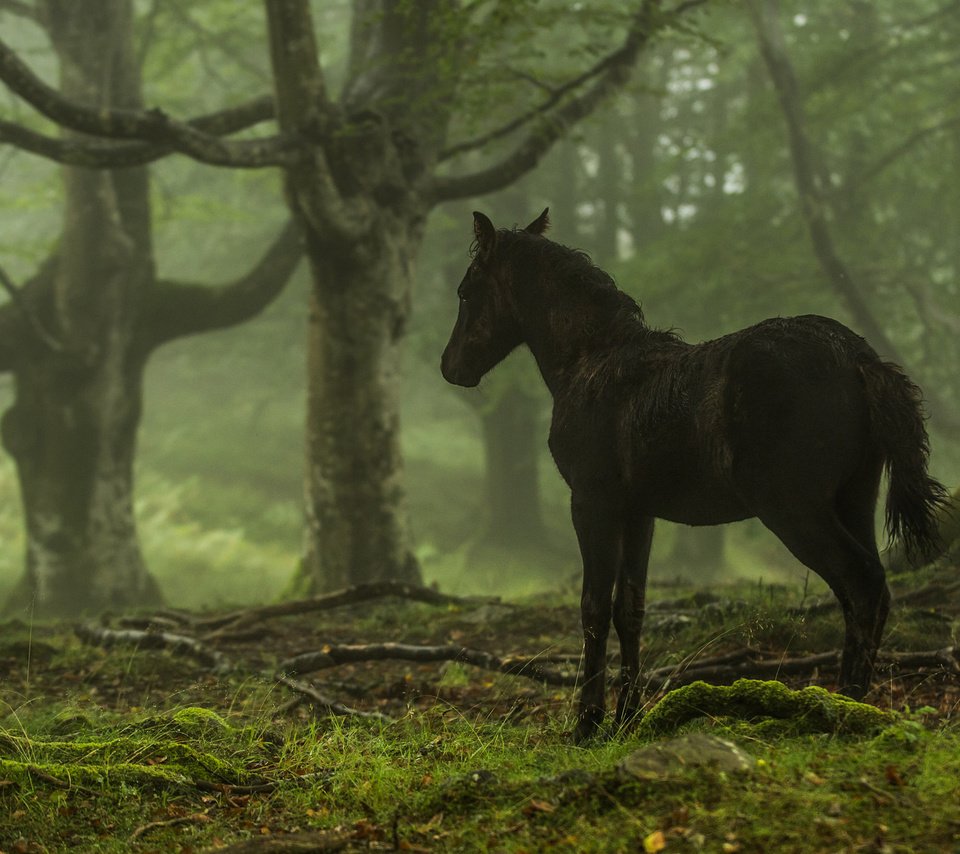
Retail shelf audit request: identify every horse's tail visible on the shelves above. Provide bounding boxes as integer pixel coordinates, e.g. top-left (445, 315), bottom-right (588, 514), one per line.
top-left (860, 358), bottom-right (949, 560)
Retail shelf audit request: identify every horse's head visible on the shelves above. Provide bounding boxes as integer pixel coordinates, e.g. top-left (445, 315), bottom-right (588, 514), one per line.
top-left (440, 208), bottom-right (550, 387)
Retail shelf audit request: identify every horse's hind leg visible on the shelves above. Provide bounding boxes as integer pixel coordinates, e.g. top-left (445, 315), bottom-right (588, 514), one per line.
top-left (835, 461), bottom-right (891, 660)
top-left (758, 508), bottom-right (887, 699)
top-left (613, 515), bottom-right (654, 729)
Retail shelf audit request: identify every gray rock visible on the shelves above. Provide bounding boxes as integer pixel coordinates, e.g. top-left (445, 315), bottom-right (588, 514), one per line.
top-left (618, 732), bottom-right (755, 781)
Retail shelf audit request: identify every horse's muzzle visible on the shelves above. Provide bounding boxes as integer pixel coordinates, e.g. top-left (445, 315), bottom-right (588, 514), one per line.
top-left (440, 349), bottom-right (480, 387)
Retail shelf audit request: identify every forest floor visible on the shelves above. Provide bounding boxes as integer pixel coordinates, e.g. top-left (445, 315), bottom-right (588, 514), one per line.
top-left (1, 568), bottom-right (959, 853)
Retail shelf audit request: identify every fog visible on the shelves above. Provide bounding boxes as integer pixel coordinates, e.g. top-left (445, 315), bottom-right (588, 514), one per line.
top-left (0, 0), bottom-right (957, 614)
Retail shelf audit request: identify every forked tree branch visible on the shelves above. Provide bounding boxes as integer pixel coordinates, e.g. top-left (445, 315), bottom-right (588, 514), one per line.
top-left (842, 112), bottom-right (960, 196)
top-left (0, 38), bottom-right (291, 167)
top-left (143, 218), bottom-right (304, 348)
top-left (430, 0), bottom-right (706, 202)
top-left (265, 0), bottom-right (374, 244)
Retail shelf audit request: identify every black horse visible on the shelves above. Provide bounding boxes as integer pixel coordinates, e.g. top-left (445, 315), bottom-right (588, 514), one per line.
top-left (441, 209), bottom-right (947, 742)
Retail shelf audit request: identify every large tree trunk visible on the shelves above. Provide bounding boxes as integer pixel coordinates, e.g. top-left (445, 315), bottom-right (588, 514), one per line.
top-left (262, 0), bottom-right (677, 593)
top-left (3, 0), bottom-right (159, 616)
top-left (2, 316), bottom-right (158, 615)
top-left (2, 0), bottom-right (304, 616)
top-left (301, 217), bottom-right (421, 590)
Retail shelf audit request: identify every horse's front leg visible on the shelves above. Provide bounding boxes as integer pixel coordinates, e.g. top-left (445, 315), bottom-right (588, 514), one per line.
top-left (613, 515), bottom-right (654, 729)
top-left (571, 492), bottom-right (621, 743)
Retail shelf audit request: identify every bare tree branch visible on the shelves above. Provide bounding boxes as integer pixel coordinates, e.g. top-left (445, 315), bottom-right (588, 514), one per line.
top-left (0, 37), bottom-right (292, 167)
top-left (143, 218), bottom-right (304, 348)
top-left (843, 113), bottom-right (960, 195)
top-left (277, 676), bottom-right (394, 722)
top-left (430, 0), bottom-right (703, 203)
top-left (0, 95), bottom-right (280, 168)
top-left (265, 0), bottom-right (373, 244)
top-left (439, 41), bottom-right (644, 163)
top-left (75, 622), bottom-right (231, 671)
top-left (0, 119), bottom-right (295, 169)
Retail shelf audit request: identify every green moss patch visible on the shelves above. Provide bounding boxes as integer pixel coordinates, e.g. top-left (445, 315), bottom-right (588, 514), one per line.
top-left (0, 706), bottom-right (276, 792)
top-left (637, 679), bottom-right (896, 738)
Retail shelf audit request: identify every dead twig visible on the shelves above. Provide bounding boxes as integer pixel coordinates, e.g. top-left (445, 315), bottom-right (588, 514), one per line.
top-left (277, 676), bottom-right (394, 722)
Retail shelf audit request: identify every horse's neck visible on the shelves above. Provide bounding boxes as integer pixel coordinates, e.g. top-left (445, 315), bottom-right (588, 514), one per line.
top-left (518, 288), bottom-right (630, 397)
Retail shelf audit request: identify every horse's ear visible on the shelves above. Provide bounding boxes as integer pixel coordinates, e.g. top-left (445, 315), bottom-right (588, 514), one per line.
top-left (473, 211), bottom-right (496, 260)
top-left (524, 207), bottom-right (550, 235)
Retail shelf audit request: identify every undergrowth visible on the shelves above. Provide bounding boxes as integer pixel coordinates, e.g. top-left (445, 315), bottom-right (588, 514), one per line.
top-left (1, 696), bottom-right (958, 852)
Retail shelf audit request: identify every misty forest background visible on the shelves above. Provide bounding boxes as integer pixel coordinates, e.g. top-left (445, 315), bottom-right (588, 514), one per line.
top-left (1, 0), bottom-right (958, 618)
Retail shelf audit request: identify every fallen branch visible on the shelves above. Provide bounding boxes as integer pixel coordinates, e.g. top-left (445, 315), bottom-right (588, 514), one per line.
top-left (197, 581), bottom-right (503, 635)
top-left (279, 636), bottom-right (960, 695)
top-left (278, 642), bottom-right (579, 687)
top-left (277, 676), bottom-right (394, 722)
top-left (881, 646), bottom-right (959, 673)
top-left (75, 623), bottom-right (230, 672)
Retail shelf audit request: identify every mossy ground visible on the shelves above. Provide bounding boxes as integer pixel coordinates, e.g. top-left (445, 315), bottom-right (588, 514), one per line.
top-left (1, 579), bottom-right (959, 852)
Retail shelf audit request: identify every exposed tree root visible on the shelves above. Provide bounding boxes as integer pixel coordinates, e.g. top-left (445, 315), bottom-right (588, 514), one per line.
top-left (75, 622), bottom-right (230, 672)
top-left (278, 642), bottom-right (579, 687)
top-left (195, 580), bottom-right (504, 635)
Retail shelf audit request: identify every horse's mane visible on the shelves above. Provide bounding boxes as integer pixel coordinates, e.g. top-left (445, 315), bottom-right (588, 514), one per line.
top-left (497, 229), bottom-right (646, 328)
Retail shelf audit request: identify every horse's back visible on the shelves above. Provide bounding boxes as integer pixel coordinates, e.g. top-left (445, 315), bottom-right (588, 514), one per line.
top-left (715, 314), bottom-right (880, 501)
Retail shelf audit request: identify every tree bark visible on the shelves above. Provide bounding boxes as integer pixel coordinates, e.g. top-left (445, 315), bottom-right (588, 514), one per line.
top-left (301, 219), bottom-right (422, 590)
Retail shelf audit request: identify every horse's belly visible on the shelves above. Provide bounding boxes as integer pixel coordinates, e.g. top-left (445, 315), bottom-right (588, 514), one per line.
top-left (635, 474), bottom-right (751, 526)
